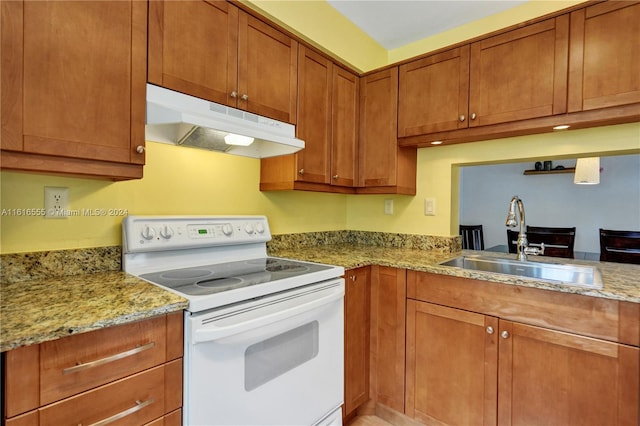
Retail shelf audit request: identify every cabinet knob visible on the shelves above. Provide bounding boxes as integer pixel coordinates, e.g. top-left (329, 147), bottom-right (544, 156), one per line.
top-left (241, 94), bottom-right (249, 101)
top-left (298, 169), bottom-right (304, 175)
top-left (459, 115), bottom-right (465, 122)
top-left (135, 145), bottom-right (145, 154)
top-left (333, 175), bottom-right (339, 180)
top-left (501, 330), bottom-right (510, 339)
top-left (230, 91), bottom-right (238, 98)
top-left (486, 326), bottom-right (494, 335)
top-left (470, 113), bottom-right (477, 120)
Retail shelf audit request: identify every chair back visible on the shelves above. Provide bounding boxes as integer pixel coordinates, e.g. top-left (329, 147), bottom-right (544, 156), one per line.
top-left (599, 229), bottom-right (640, 264)
top-left (460, 225), bottom-right (484, 250)
top-left (507, 227), bottom-right (576, 258)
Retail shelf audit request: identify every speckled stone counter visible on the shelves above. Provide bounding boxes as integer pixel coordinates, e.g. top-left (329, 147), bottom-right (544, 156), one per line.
top-left (268, 245), bottom-right (640, 304)
top-left (0, 271), bottom-right (188, 352)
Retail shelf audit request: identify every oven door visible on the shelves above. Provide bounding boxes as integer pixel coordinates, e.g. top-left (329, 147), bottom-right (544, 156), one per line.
top-left (184, 279), bottom-right (345, 426)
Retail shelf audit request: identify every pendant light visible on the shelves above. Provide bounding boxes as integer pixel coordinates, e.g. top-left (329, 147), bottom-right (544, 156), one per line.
top-left (574, 157), bottom-right (600, 185)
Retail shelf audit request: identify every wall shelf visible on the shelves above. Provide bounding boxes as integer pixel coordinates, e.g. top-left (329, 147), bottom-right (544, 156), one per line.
top-left (523, 167), bottom-right (575, 175)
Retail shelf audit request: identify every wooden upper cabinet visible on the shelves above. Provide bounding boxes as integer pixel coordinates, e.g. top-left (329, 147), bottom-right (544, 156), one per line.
top-left (468, 16), bottom-right (569, 127)
top-left (498, 320), bottom-right (639, 426)
top-left (238, 12), bottom-right (298, 123)
top-left (260, 48), bottom-right (357, 192)
top-left (568, 1), bottom-right (640, 112)
top-left (359, 68), bottom-right (417, 194)
top-left (148, 0), bottom-right (297, 124)
top-left (331, 66), bottom-right (359, 187)
top-left (294, 46), bottom-right (333, 185)
top-left (398, 46), bottom-right (470, 137)
top-left (0, 0), bottom-right (146, 180)
top-left (148, 0), bottom-right (237, 106)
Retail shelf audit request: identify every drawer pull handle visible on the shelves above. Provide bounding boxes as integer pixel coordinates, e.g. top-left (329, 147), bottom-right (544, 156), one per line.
top-left (63, 342), bottom-right (155, 374)
top-left (84, 398), bottom-right (154, 426)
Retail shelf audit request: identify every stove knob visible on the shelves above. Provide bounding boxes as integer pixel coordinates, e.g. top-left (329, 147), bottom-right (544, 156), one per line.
top-left (255, 222), bottom-right (265, 234)
top-left (141, 225), bottom-right (156, 240)
top-left (245, 223), bottom-right (255, 234)
top-left (222, 224), bottom-right (233, 236)
top-left (159, 226), bottom-right (173, 239)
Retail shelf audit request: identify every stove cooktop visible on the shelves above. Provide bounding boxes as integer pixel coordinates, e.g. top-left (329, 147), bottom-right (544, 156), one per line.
top-left (140, 257), bottom-right (332, 297)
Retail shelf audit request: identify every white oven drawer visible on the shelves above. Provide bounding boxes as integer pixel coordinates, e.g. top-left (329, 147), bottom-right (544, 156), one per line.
top-left (184, 279), bottom-right (345, 426)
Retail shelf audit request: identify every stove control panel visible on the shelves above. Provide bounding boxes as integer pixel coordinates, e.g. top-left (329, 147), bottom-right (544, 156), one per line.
top-left (123, 215), bottom-right (271, 253)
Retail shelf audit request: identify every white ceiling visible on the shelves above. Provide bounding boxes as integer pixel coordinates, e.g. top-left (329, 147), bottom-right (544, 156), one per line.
top-left (326, 0), bottom-right (528, 49)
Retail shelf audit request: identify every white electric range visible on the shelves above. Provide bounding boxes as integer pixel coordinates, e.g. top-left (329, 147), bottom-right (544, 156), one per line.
top-left (122, 215), bottom-right (345, 426)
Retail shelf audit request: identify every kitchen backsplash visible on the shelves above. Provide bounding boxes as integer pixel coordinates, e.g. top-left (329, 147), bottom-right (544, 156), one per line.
top-left (0, 231), bottom-right (460, 284)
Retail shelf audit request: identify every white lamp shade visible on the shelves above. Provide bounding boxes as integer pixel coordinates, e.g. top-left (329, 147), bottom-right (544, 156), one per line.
top-left (574, 157), bottom-right (600, 184)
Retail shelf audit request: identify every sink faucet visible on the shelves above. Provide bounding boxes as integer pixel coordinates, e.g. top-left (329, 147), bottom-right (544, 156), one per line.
top-left (505, 195), bottom-right (544, 261)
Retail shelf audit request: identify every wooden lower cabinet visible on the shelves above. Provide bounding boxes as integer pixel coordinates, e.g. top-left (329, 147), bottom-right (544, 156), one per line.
top-left (3, 312), bottom-right (184, 426)
top-left (370, 266), bottom-right (407, 413)
top-left (499, 321), bottom-right (639, 426)
top-left (344, 267), bottom-right (371, 417)
top-left (405, 300), bottom-right (498, 425)
top-left (405, 272), bottom-right (640, 426)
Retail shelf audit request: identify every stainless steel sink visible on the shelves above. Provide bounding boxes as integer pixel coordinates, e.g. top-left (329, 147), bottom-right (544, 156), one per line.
top-left (439, 255), bottom-right (603, 288)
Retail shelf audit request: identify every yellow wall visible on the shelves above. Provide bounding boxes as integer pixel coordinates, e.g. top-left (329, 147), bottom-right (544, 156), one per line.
top-left (0, 143), bottom-right (348, 253)
top-left (346, 123), bottom-right (640, 237)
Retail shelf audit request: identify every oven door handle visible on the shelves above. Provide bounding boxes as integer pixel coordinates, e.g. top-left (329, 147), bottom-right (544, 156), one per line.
top-left (193, 287), bottom-right (343, 343)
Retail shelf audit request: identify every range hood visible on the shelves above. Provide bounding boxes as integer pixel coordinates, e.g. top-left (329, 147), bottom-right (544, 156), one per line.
top-left (145, 84), bottom-right (304, 158)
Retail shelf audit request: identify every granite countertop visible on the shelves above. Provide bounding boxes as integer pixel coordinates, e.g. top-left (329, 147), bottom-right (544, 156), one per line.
top-left (0, 271), bottom-right (188, 352)
top-left (269, 245), bottom-right (640, 304)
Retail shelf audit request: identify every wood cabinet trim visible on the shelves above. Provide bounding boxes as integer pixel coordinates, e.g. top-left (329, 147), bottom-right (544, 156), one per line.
top-left (0, 0), bottom-right (24, 151)
top-left (407, 271), bottom-right (634, 345)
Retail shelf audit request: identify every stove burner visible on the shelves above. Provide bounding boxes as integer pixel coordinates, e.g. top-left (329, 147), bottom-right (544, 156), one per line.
top-left (196, 277), bottom-right (244, 291)
top-left (266, 263), bottom-right (310, 273)
top-left (161, 269), bottom-right (213, 280)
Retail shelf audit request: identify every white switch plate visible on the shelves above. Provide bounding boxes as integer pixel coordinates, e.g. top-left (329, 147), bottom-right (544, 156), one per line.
top-left (384, 199), bottom-right (394, 215)
top-left (424, 197), bottom-right (436, 216)
top-left (44, 187), bottom-right (69, 219)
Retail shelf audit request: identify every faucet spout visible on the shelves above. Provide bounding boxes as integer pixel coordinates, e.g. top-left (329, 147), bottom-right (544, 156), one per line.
top-left (505, 196), bottom-right (543, 261)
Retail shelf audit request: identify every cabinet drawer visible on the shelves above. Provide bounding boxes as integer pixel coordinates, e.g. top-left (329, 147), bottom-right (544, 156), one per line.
top-left (39, 364), bottom-right (168, 426)
top-left (40, 316), bottom-right (168, 405)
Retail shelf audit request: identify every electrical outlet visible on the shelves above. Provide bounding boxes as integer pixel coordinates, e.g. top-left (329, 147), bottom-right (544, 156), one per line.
top-left (44, 187), bottom-right (69, 219)
top-left (384, 199), bottom-right (394, 215)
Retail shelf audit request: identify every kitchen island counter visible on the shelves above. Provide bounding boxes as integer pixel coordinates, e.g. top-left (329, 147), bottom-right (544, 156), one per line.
top-left (0, 271), bottom-right (188, 352)
top-left (269, 245), bottom-right (640, 304)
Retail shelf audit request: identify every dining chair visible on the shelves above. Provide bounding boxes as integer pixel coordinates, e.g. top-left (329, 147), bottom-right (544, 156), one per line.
top-left (599, 229), bottom-right (640, 264)
top-left (507, 227), bottom-right (576, 258)
top-left (460, 225), bottom-right (484, 250)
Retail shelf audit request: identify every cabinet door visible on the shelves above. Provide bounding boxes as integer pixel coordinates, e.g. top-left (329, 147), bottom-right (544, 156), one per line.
top-left (331, 66), bottom-right (359, 187)
top-left (295, 46), bottom-right (332, 185)
top-left (238, 11), bottom-right (298, 123)
top-left (469, 16), bottom-right (569, 127)
top-left (406, 300), bottom-right (498, 425)
top-left (359, 68), bottom-right (399, 187)
top-left (1, 0), bottom-right (146, 166)
top-left (568, 2), bottom-right (640, 112)
top-left (344, 267), bottom-right (371, 415)
top-left (370, 266), bottom-right (406, 413)
top-left (498, 321), bottom-right (640, 426)
top-left (398, 46), bottom-right (470, 137)
top-left (148, 0), bottom-right (238, 107)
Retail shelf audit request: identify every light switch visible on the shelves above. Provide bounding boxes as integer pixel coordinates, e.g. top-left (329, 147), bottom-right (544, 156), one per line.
top-left (384, 199), bottom-right (394, 215)
top-left (424, 198), bottom-right (436, 216)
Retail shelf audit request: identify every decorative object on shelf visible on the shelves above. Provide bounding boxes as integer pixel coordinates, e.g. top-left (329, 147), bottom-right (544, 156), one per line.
top-left (574, 157), bottom-right (600, 185)
top-left (535, 161), bottom-right (543, 171)
top-left (543, 160), bottom-right (553, 171)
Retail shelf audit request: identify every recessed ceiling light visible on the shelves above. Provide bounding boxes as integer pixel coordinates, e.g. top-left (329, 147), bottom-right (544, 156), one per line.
top-left (431, 141), bottom-right (443, 145)
top-left (553, 125), bottom-right (570, 130)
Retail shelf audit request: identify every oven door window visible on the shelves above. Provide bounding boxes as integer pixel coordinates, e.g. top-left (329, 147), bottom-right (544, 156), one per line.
top-left (245, 321), bottom-right (319, 391)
